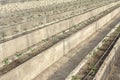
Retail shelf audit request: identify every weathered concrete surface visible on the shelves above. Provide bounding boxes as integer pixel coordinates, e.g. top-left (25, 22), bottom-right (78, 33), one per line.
top-left (33, 15), bottom-right (120, 80)
top-left (93, 24), bottom-right (120, 80)
top-left (0, 6), bottom-right (120, 80)
top-left (0, 2), bottom-right (120, 62)
top-left (66, 15), bottom-right (120, 80)
top-left (106, 47), bottom-right (120, 80)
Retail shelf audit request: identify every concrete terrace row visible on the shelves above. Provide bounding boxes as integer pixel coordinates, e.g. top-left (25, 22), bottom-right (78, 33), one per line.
top-left (34, 14), bottom-right (120, 80)
top-left (0, 0), bottom-right (120, 80)
top-left (0, 0), bottom-right (118, 32)
top-left (66, 22), bottom-right (120, 80)
top-left (94, 23), bottom-right (120, 80)
top-left (0, 1), bottom-right (120, 62)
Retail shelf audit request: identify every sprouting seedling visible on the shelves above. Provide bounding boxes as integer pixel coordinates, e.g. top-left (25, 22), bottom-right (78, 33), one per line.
top-left (103, 39), bottom-right (108, 42)
top-left (3, 58), bottom-right (9, 65)
top-left (30, 48), bottom-right (35, 52)
top-left (0, 35), bottom-right (2, 39)
top-left (72, 75), bottom-right (80, 80)
top-left (14, 29), bottom-right (19, 33)
top-left (91, 65), bottom-right (97, 75)
top-left (23, 28), bottom-right (27, 31)
top-left (0, 32), bottom-right (6, 38)
top-left (15, 52), bottom-right (23, 57)
top-left (92, 51), bottom-right (97, 56)
top-left (42, 39), bottom-right (46, 42)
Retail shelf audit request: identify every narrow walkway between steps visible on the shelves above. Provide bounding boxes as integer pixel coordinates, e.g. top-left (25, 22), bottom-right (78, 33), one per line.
top-left (106, 47), bottom-right (120, 80)
top-left (33, 15), bottom-right (120, 80)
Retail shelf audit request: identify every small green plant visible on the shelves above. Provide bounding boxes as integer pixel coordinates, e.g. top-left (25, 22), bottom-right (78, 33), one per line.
top-left (30, 48), bottom-right (35, 52)
top-left (0, 35), bottom-right (2, 39)
top-left (23, 28), bottom-right (27, 31)
top-left (91, 65), bottom-right (97, 75)
top-left (103, 39), bottom-right (108, 42)
top-left (92, 51), bottom-right (97, 56)
top-left (0, 32), bottom-right (6, 38)
top-left (3, 58), bottom-right (9, 65)
top-left (14, 29), bottom-right (19, 33)
top-left (72, 75), bottom-right (80, 80)
top-left (15, 52), bottom-right (23, 57)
